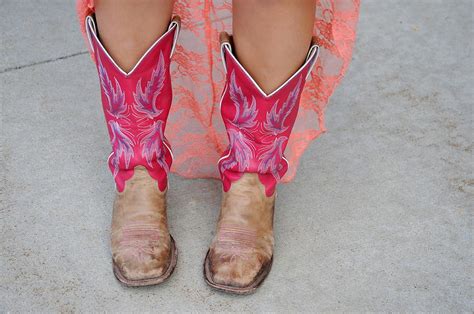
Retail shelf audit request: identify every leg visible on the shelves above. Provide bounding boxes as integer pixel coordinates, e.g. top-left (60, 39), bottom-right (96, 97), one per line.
top-left (204, 1), bottom-right (318, 293)
top-left (232, 0), bottom-right (315, 93)
top-left (95, 0), bottom-right (174, 72)
top-left (86, 1), bottom-right (179, 286)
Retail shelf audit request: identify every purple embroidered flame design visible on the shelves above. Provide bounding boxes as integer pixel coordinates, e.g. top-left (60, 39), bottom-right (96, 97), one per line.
top-left (108, 120), bottom-right (134, 177)
top-left (220, 128), bottom-right (255, 173)
top-left (139, 120), bottom-right (169, 173)
top-left (228, 70), bottom-right (257, 129)
top-left (257, 77), bottom-right (303, 177)
top-left (98, 54), bottom-right (127, 119)
top-left (220, 71), bottom-right (262, 174)
top-left (263, 76), bottom-right (302, 135)
top-left (134, 51), bottom-right (166, 118)
top-left (258, 136), bottom-right (287, 180)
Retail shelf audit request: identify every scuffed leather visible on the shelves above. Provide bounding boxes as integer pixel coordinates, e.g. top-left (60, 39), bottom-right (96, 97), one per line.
top-left (85, 15), bottom-right (180, 283)
top-left (208, 173), bottom-right (275, 287)
top-left (207, 34), bottom-right (319, 289)
top-left (111, 166), bottom-right (171, 281)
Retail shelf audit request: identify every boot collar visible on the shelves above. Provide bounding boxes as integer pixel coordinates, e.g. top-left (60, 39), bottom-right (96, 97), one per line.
top-left (219, 33), bottom-right (319, 99)
top-left (85, 15), bottom-right (180, 77)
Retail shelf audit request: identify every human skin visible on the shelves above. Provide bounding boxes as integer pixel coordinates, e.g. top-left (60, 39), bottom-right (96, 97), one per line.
top-left (95, 0), bottom-right (315, 88)
top-left (94, 0), bottom-right (175, 72)
top-left (232, 0), bottom-right (316, 94)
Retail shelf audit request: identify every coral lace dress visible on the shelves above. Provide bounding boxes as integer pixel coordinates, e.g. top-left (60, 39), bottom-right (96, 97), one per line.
top-left (76, 0), bottom-right (360, 182)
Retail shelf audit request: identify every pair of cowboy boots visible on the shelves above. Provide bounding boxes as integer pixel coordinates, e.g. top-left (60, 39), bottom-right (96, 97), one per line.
top-left (86, 15), bottom-right (319, 293)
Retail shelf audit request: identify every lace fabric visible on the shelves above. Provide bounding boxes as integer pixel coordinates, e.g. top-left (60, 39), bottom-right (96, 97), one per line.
top-left (76, 0), bottom-right (360, 182)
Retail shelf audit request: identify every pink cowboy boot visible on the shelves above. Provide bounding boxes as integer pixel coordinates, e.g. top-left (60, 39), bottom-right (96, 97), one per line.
top-left (204, 33), bottom-right (319, 294)
top-left (85, 15), bottom-right (180, 286)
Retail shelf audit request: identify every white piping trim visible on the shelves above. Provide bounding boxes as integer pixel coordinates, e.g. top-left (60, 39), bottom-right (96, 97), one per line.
top-left (220, 42), bottom-right (231, 74)
top-left (169, 20), bottom-right (180, 58)
top-left (163, 139), bottom-right (174, 188)
top-left (220, 41), bottom-right (320, 99)
top-left (163, 140), bottom-right (174, 162)
top-left (217, 81), bottom-right (230, 165)
top-left (217, 42), bottom-right (318, 168)
top-left (85, 16), bottom-right (96, 54)
top-left (107, 151), bottom-right (114, 165)
top-left (217, 150), bottom-right (231, 165)
top-left (163, 140), bottom-right (173, 189)
top-left (218, 82), bottom-right (228, 109)
top-left (107, 152), bottom-right (119, 191)
top-left (305, 44), bottom-right (320, 80)
top-left (282, 155), bottom-right (290, 170)
top-left (85, 15), bottom-right (179, 77)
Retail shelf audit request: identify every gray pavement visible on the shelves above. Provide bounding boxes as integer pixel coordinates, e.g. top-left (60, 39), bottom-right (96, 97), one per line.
top-left (1, 0), bottom-right (472, 312)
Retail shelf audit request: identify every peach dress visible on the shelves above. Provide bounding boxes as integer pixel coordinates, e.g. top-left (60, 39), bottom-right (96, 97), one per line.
top-left (76, 0), bottom-right (360, 182)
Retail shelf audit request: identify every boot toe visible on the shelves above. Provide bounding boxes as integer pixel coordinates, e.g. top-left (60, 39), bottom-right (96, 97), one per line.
top-left (209, 251), bottom-right (264, 288)
top-left (113, 238), bottom-right (171, 281)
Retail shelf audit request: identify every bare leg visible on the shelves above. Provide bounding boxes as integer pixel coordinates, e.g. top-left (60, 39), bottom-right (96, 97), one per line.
top-left (90, 0), bottom-right (178, 286)
top-left (205, 1), bottom-right (317, 293)
top-left (232, 0), bottom-right (315, 93)
top-left (95, 0), bottom-right (174, 72)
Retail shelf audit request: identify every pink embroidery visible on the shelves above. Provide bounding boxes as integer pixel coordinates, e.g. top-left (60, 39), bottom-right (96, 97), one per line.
top-left (77, 0), bottom-right (360, 185)
top-left (98, 54), bottom-right (128, 119)
top-left (134, 55), bottom-right (171, 177)
top-left (133, 51), bottom-right (166, 119)
top-left (257, 136), bottom-right (287, 180)
top-left (88, 15), bottom-right (178, 192)
top-left (228, 71), bottom-right (258, 129)
top-left (258, 77), bottom-right (303, 178)
top-left (219, 46), bottom-right (316, 196)
top-left (108, 121), bottom-right (134, 177)
top-left (139, 120), bottom-right (169, 172)
top-left (220, 128), bottom-right (255, 173)
top-left (219, 70), bottom-right (259, 174)
top-left (98, 54), bottom-right (134, 177)
top-left (263, 77), bottom-right (302, 136)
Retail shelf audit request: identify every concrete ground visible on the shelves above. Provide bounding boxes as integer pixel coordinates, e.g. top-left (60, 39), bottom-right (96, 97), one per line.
top-left (1, 0), bottom-right (472, 312)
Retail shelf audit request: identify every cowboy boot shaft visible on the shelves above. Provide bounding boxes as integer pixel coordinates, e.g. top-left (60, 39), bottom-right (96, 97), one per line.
top-left (86, 16), bottom-right (180, 192)
top-left (218, 36), bottom-right (320, 196)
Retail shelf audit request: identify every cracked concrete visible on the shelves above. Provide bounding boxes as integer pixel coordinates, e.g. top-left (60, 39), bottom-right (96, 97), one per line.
top-left (1, 0), bottom-right (472, 312)
top-left (0, 51), bottom-right (89, 74)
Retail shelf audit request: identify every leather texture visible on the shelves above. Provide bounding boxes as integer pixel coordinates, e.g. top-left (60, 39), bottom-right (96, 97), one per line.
top-left (77, 0), bottom-right (360, 184)
top-left (208, 173), bottom-right (275, 288)
top-left (206, 34), bottom-right (319, 291)
top-left (111, 166), bottom-right (172, 281)
top-left (86, 15), bottom-right (180, 192)
top-left (218, 33), bottom-right (319, 197)
top-left (86, 15), bottom-right (180, 284)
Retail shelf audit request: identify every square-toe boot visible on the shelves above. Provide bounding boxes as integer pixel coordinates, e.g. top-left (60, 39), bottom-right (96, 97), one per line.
top-left (86, 15), bottom-right (180, 286)
top-left (204, 32), bottom-right (319, 294)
